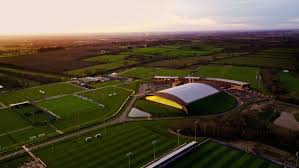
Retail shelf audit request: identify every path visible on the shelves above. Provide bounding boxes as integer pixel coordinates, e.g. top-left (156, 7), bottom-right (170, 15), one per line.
top-left (22, 146), bottom-right (47, 168)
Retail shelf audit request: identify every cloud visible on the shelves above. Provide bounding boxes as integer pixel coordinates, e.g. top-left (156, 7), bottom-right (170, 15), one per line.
top-left (172, 16), bottom-right (217, 26)
top-left (289, 18), bottom-right (299, 23)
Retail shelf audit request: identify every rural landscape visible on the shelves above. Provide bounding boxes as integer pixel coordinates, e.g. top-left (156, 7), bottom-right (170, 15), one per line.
top-left (0, 30), bottom-right (298, 168)
top-left (1, 0), bottom-right (299, 168)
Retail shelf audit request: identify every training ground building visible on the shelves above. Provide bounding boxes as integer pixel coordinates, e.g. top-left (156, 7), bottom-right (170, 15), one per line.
top-left (153, 76), bottom-right (250, 91)
top-left (146, 83), bottom-right (221, 114)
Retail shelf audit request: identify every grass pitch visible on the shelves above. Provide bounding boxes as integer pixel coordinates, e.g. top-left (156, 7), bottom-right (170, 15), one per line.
top-left (0, 108), bottom-right (30, 132)
top-left (33, 121), bottom-right (190, 168)
top-left (169, 141), bottom-right (281, 168)
top-left (37, 86), bottom-right (133, 130)
top-left (0, 107), bottom-right (55, 150)
top-left (188, 92), bottom-right (236, 115)
top-left (37, 95), bottom-right (102, 130)
top-left (0, 82), bottom-right (85, 106)
top-left (90, 80), bottom-right (123, 88)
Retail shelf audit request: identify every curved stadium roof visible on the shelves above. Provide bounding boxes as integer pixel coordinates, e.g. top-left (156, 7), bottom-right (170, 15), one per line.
top-left (157, 83), bottom-right (219, 104)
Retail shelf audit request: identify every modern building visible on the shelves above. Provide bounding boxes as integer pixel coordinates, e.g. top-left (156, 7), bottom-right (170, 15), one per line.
top-left (146, 83), bottom-right (220, 113)
top-left (152, 76), bottom-right (250, 90)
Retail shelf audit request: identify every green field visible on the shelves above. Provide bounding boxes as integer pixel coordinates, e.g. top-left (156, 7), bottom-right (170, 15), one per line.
top-left (188, 92), bottom-right (236, 115)
top-left (169, 141), bottom-right (281, 168)
top-left (84, 53), bottom-right (129, 62)
top-left (37, 95), bottom-right (102, 130)
top-left (66, 53), bottom-right (136, 77)
top-left (213, 47), bottom-right (298, 70)
top-left (90, 80), bottom-right (123, 88)
top-left (78, 86), bottom-right (133, 114)
top-left (0, 121), bottom-right (185, 167)
top-left (135, 100), bottom-right (186, 117)
top-left (32, 121), bottom-right (189, 168)
top-left (279, 71), bottom-right (299, 93)
top-left (120, 67), bottom-right (191, 80)
top-left (0, 108), bottom-right (30, 132)
top-left (193, 65), bottom-right (265, 91)
top-left (0, 67), bottom-right (67, 82)
top-left (214, 56), bottom-right (294, 69)
top-left (0, 82), bottom-right (85, 106)
top-left (12, 104), bottom-right (52, 126)
top-left (0, 108), bottom-right (55, 150)
top-left (65, 44), bottom-right (222, 77)
top-left (118, 80), bottom-right (143, 92)
top-left (129, 44), bottom-right (223, 58)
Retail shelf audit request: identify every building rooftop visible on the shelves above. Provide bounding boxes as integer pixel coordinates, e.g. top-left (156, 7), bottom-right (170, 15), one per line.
top-left (158, 83), bottom-right (219, 104)
top-left (154, 76), bottom-right (179, 79)
top-left (205, 78), bottom-right (249, 86)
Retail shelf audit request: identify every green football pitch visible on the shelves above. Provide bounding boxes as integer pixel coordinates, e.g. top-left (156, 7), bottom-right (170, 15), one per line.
top-left (37, 86), bottom-right (134, 130)
top-left (168, 141), bottom-right (281, 168)
top-left (0, 108), bottom-right (55, 150)
top-left (0, 82), bottom-right (85, 106)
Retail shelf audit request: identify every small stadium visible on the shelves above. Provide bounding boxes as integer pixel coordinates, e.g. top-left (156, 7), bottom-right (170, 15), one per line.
top-left (134, 82), bottom-right (237, 117)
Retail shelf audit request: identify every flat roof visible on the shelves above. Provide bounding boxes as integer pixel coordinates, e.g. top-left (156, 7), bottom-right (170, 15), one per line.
top-left (144, 141), bottom-right (198, 168)
top-left (206, 78), bottom-right (249, 86)
top-left (154, 76), bottom-right (179, 79)
top-left (159, 83), bottom-right (219, 104)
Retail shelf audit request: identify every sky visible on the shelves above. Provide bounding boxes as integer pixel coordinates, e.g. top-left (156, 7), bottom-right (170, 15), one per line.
top-left (0, 0), bottom-right (299, 35)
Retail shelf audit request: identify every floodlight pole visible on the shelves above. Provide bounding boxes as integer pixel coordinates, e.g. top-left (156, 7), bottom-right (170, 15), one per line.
top-left (296, 151), bottom-right (298, 168)
top-left (152, 140), bottom-right (157, 160)
top-left (126, 152), bottom-right (133, 168)
top-left (194, 121), bottom-right (199, 141)
top-left (104, 120), bottom-right (107, 135)
top-left (177, 129), bottom-right (181, 147)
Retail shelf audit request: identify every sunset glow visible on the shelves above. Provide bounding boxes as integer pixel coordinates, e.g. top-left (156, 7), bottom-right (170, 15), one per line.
top-left (0, 0), bottom-right (299, 35)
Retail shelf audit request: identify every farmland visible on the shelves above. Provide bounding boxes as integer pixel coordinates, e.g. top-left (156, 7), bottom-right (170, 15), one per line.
top-left (193, 65), bottom-right (264, 90)
top-left (0, 82), bottom-right (85, 106)
top-left (214, 56), bottom-right (293, 69)
top-left (168, 141), bottom-right (281, 168)
top-left (119, 67), bottom-right (191, 80)
top-left (128, 44), bottom-right (223, 58)
top-left (0, 67), bottom-right (67, 90)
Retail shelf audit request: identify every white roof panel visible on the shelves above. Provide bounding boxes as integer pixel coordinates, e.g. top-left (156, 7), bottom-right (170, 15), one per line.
top-left (159, 83), bottom-right (219, 104)
top-left (206, 78), bottom-right (249, 86)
